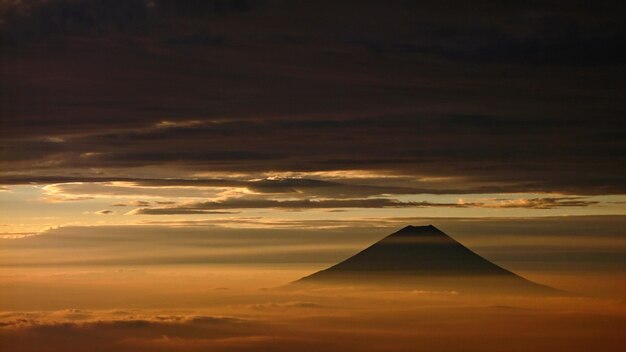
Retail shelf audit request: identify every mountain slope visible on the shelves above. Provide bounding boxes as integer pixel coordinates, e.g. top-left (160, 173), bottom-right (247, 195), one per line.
top-left (294, 225), bottom-right (559, 295)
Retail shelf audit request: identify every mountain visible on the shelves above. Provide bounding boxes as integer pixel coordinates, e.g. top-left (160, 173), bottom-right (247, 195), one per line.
top-left (294, 225), bottom-right (559, 295)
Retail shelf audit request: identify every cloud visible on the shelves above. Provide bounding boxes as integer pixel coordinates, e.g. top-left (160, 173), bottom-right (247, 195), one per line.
top-left (2, 292), bottom-right (626, 352)
top-left (483, 197), bottom-right (599, 209)
top-left (129, 198), bottom-right (470, 214)
top-left (129, 196), bottom-right (596, 214)
top-left (95, 210), bottom-right (113, 215)
top-left (0, 173), bottom-right (532, 199)
top-left (133, 215), bottom-right (626, 236)
top-left (1, 115), bottom-right (624, 196)
top-left (245, 177), bottom-right (434, 197)
top-left (39, 182), bottom-right (227, 200)
top-left (1, 2), bottom-right (625, 197)
top-left (0, 311), bottom-right (259, 352)
top-left (130, 209), bottom-right (236, 215)
top-left (2, 216), bottom-right (625, 269)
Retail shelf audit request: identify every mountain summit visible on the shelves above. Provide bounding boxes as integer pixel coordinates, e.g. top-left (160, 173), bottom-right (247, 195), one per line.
top-left (294, 225), bottom-right (559, 294)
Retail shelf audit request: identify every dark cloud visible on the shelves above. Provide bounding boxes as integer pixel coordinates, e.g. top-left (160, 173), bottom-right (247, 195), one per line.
top-left (0, 174), bottom-right (522, 197)
top-left (1, 114), bottom-right (625, 195)
top-left (1, 1), bottom-right (625, 196)
top-left (134, 208), bottom-right (236, 215)
top-left (379, 18), bottom-right (626, 67)
top-left (164, 32), bottom-right (228, 47)
top-left (245, 177), bottom-right (436, 197)
top-left (0, 175), bottom-right (242, 187)
top-left (130, 198), bottom-right (467, 213)
top-left (485, 197), bottom-right (599, 209)
top-left (130, 196), bottom-right (596, 214)
top-left (0, 0), bottom-right (261, 45)
top-left (155, 201), bottom-right (176, 205)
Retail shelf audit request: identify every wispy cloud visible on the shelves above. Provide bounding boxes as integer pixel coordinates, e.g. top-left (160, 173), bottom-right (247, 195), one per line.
top-left (481, 197), bottom-right (599, 209)
top-left (129, 196), bottom-right (597, 214)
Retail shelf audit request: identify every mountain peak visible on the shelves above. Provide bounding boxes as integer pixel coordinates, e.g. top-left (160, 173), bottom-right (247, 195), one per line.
top-left (401, 224), bottom-right (435, 230)
top-left (396, 224), bottom-right (441, 234)
top-left (294, 225), bottom-right (559, 295)
top-left (380, 224), bottom-right (456, 246)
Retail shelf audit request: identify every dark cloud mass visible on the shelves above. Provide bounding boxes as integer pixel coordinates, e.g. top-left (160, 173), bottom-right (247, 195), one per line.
top-left (130, 196), bottom-right (597, 214)
top-left (1, 0), bottom-right (625, 196)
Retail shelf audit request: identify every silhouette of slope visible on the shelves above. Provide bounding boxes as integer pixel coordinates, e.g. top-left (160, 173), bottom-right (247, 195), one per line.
top-left (295, 225), bottom-right (559, 294)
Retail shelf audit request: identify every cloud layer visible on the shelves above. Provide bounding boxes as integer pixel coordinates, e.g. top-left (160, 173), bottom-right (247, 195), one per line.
top-left (1, 293), bottom-right (625, 352)
top-left (1, 1), bottom-right (625, 196)
top-left (2, 216), bottom-right (625, 271)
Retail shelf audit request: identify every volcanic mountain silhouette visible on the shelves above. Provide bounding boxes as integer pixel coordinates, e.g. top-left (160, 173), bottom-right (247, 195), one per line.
top-left (295, 225), bottom-right (559, 294)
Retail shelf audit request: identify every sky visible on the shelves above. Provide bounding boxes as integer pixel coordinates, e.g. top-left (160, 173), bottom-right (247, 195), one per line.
top-left (1, 1), bottom-right (626, 351)
top-left (1, 0), bottom-right (625, 233)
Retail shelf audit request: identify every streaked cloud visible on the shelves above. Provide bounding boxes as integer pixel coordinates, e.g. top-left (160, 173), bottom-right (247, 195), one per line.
top-left (129, 196), bottom-right (597, 214)
top-left (481, 197), bottom-right (599, 209)
top-left (127, 198), bottom-right (468, 214)
top-left (2, 216), bottom-right (624, 270)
